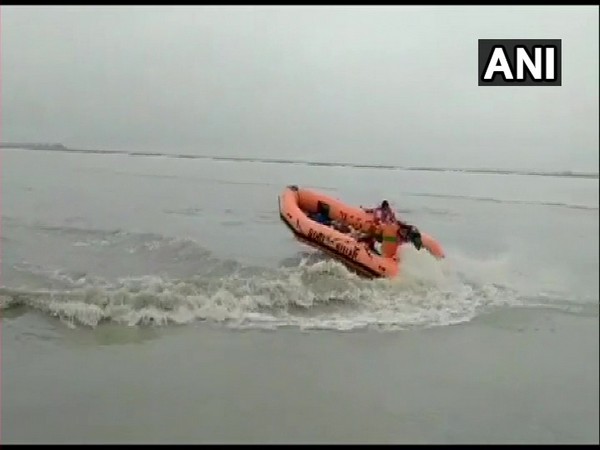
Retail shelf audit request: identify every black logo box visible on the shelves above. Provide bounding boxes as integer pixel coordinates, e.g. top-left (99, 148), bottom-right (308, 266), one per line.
top-left (478, 39), bottom-right (562, 86)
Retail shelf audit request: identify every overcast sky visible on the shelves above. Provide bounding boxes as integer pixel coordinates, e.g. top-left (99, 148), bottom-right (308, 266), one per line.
top-left (1, 6), bottom-right (598, 170)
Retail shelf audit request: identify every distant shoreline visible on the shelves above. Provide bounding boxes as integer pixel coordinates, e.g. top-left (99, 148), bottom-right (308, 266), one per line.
top-left (2, 142), bottom-right (598, 180)
top-left (1, 142), bottom-right (68, 150)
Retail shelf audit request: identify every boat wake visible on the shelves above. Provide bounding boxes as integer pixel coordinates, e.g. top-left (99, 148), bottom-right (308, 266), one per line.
top-left (2, 229), bottom-right (593, 331)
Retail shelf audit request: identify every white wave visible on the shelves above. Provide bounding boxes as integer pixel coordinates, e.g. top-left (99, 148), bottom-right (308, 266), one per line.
top-left (0, 248), bottom-right (528, 331)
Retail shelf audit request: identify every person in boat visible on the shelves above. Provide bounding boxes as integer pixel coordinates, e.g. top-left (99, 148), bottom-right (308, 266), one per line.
top-left (362, 200), bottom-right (422, 245)
top-left (359, 200), bottom-right (398, 254)
top-left (397, 221), bottom-right (423, 250)
top-left (309, 201), bottom-right (332, 226)
top-left (362, 200), bottom-right (397, 224)
top-left (309, 201), bottom-right (356, 235)
top-left (358, 220), bottom-right (422, 256)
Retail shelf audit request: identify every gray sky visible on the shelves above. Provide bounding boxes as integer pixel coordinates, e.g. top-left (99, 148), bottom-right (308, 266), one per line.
top-left (1, 6), bottom-right (598, 170)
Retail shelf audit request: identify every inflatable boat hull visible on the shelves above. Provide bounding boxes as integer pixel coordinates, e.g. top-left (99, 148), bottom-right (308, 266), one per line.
top-left (278, 185), bottom-right (445, 279)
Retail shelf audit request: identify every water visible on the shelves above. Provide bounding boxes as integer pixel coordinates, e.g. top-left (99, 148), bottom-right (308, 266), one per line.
top-left (1, 146), bottom-right (598, 443)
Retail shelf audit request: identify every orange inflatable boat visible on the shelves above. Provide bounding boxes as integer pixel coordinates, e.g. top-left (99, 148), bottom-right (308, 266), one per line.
top-left (278, 185), bottom-right (445, 279)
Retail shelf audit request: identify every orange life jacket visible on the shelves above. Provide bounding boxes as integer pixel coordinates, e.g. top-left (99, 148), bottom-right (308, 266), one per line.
top-left (380, 222), bottom-right (400, 258)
